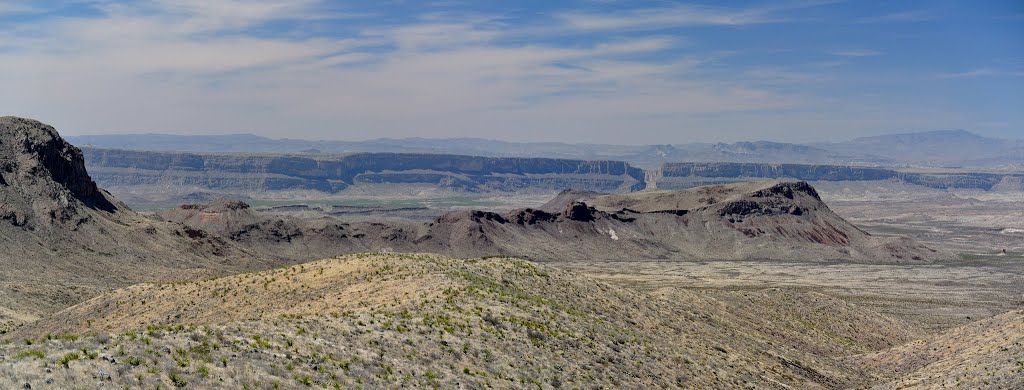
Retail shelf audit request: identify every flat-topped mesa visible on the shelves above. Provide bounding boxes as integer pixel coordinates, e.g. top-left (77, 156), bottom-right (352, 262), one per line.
top-left (656, 162), bottom-right (1022, 191)
top-left (411, 181), bottom-right (950, 263)
top-left (580, 181), bottom-right (823, 214)
top-left (80, 147), bottom-right (649, 196)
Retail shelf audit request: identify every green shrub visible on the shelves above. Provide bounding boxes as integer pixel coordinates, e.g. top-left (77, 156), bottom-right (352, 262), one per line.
top-left (14, 349), bottom-right (45, 360)
top-left (295, 374), bottom-right (313, 386)
top-left (58, 352), bottom-right (81, 367)
top-left (169, 371), bottom-right (188, 388)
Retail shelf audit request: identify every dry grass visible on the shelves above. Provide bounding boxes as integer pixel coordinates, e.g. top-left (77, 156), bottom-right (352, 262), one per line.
top-left (0, 253), bottom-right (890, 389)
top-left (4, 253), bottom-right (1018, 389)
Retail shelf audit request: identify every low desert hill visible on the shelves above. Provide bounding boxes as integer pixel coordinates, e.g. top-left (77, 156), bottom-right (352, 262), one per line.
top-left (4, 253), bottom-right (924, 389)
top-left (853, 309), bottom-right (1024, 388)
top-left (0, 117), bottom-right (287, 333)
top-left (161, 181), bottom-right (952, 264)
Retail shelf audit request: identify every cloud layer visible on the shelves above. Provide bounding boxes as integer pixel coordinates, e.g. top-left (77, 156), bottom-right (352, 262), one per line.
top-left (0, 0), bottom-right (1020, 143)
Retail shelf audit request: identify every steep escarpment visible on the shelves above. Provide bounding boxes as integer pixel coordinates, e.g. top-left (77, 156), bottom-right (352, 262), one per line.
top-left (164, 182), bottom-right (951, 264)
top-left (657, 162), bottom-right (1022, 190)
top-left (81, 149), bottom-right (1022, 205)
top-left (0, 117), bottom-right (277, 333)
top-left (0, 117), bottom-right (119, 229)
top-left (81, 148), bottom-right (647, 198)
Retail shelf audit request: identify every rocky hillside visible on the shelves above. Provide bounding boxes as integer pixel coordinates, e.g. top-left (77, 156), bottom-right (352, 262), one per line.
top-left (154, 199), bottom-right (415, 261)
top-left (851, 309), bottom-right (1024, 389)
top-left (161, 181), bottom-right (952, 264)
top-left (81, 147), bottom-right (647, 198)
top-left (0, 117), bottom-right (287, 334)
top-left (2, 253), bottom-right (919, 389)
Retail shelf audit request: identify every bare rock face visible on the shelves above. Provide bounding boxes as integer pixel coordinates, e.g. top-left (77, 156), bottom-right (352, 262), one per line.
top-left (0, 117), bottom-right (118, 229)
top-left (0, 117), bottom-right (272, 333)
top-left (561, 202), bottom-right (597, 222)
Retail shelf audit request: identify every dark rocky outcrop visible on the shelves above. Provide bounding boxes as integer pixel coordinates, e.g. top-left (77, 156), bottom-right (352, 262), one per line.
top-left (0, 117), bottom-right (281, 333)
top-left (0, 117), bottom-right (120, 228)
top-left (561, 202), bottom-right (598, 222)
top-left (505, 208), bottom-right (558, 225)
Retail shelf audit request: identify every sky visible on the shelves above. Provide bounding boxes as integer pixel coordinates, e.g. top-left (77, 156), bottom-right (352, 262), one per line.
top-left (0, 1), bottom-right (1021, 144)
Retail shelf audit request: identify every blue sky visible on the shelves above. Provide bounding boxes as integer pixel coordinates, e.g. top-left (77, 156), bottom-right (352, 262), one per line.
top-left (0, 0), bottom-right (1021, 144)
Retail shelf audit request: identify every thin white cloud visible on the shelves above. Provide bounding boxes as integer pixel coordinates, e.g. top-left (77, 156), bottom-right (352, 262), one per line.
top-left (8, 0), bottom-right (969, 144)
top-left (857, 9), bottom-right (938, 23)
top-left (937, 68), bottom-right (996, 79)
top-left (557, 4), bottom-right (779, 31)
top-left (936, 68), bottom-right (1024, 79)
top-left (556, 1), bottom-right (842, 32)
top-left (831, 49), bottom-right (881, 57)
top-left (742, 68), bottom-right (831, 85)
top-left (0, 1), bottom-right (39, 15)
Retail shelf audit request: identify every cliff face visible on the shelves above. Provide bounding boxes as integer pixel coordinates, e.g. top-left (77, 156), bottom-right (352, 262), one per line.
top-left (80, 148), bottom-right (1021, 201)
top-left (0, 117), bottom-right (280, 332)
top-left (658, 162), bottom-right (1021, 191)
top-left (81, 148), bottom-right (647, 194)
top-left (0, 117), bottom-right (120, 228)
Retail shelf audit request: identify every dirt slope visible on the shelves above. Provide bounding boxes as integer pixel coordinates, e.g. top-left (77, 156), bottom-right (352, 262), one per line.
top-left (853, 309), bottom-right (1024, 389)
top-left (3, 253), bottom-right (922, 389)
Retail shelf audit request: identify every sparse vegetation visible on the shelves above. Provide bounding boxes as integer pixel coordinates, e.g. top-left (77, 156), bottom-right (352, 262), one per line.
top-left (1, 253), bottom-right (1020, 389)
top-left (57, 351), bottom-right (80, 367)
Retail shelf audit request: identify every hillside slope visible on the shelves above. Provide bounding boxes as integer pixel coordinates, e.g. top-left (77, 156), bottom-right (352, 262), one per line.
top-left (852, 309), bottom-right (1024, 389)
top-left (0, 117), bottom-right (283, 333)
top-left (4, 253), bottom-right (916, 389)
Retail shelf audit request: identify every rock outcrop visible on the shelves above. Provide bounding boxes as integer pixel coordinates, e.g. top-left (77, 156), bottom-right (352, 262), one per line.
top-left (0, 117), bottom-right (120, 230)
top-left (0, 117), bottom-right (279, 333)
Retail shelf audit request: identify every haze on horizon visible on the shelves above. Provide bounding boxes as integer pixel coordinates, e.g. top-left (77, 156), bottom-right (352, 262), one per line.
top-left (0, 0), bottom-right (1021, 144)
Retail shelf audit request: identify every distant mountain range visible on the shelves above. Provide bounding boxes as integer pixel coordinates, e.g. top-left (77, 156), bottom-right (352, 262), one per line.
top-left (69, 129), bottom-right (1024, 168)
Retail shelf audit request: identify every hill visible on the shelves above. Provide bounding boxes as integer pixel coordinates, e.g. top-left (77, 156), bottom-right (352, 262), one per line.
top-left (3, 253), bottom-right (919, 389)
top-left (162, 182), bottom-right (952, 264)
top-left (0, 117), bottom-right (285, 333)
top-left (852, 309), bottom-right (1024, 388)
